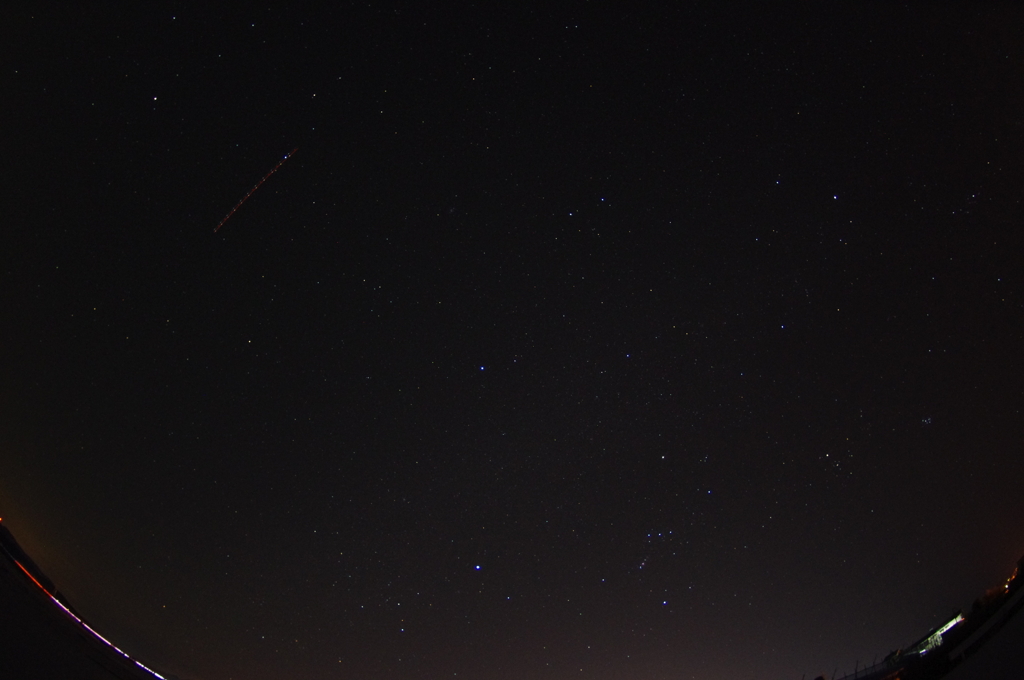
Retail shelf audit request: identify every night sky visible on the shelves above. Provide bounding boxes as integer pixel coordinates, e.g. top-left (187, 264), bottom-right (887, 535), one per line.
top-left (3, 5), bottom-right (1023, 680)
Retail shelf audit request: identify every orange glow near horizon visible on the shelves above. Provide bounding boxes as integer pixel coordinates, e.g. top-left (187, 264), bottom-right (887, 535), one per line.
top-left (6, 551), bottom-right (166, 679)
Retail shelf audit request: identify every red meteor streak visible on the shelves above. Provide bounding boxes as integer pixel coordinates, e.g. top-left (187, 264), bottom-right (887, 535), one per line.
top-left (215, 147), bottom-right (298, 232)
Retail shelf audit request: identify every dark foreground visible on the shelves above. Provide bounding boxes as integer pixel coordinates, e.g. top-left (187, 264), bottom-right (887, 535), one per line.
top-left (0, 522), bottom-right (167, 680)
top-left (941, 601), bottom-right (1024, 680)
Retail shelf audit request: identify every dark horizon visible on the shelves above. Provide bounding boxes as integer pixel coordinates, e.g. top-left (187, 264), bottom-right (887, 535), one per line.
top-left (3, 5), bottom-right (1023, 679)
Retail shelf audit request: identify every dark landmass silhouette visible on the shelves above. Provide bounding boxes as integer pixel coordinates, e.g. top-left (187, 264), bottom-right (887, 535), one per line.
top-left (0, 520), bottom-right (179, 680)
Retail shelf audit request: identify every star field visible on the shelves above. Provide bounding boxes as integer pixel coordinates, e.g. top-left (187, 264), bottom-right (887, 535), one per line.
top-left (2, 5), bottom-right (1024, 680)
